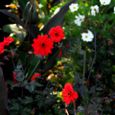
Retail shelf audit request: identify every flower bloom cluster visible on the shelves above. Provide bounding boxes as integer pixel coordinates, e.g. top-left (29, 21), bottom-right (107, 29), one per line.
top-left (62, 83), bottom-right (79, 105)
top-left (32, 26), bottom-right (65, 57)
top-left (0, 36), bottom-right (14, 54)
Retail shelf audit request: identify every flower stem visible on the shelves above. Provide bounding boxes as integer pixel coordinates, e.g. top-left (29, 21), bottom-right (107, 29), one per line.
top-left (65, 108), bottom-right (69, 115)
top-left (27, 59), bottom-right (40, 80)
top-left (65, 104), bottom-right (69, 115)
top-left (73, 101), bottom-right (77, 115)
top-left (87, 32), bottom-right (97, 79)
top-left (83, 51), bottom-right (86, 79)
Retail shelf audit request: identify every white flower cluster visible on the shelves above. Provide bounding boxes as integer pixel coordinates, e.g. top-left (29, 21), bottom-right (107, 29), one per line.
top-left (68, 1), bottom-right (114, 42)
top-left (69, 3), bottom-right (85, 26)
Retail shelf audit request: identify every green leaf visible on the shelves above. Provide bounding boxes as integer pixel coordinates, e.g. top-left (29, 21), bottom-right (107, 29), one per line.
top-left (3, 24), bottom-right (26, 40)
top-left (0, 9), bottom-right (23, 26)
top-left (23, 97), bottom-right (33, 104)
top-left (77, 112), bottom-right (84, 115)
top-left (41, 0), bottom-right (77, 33)
top-left (18, 0), bottom-right (28, 10)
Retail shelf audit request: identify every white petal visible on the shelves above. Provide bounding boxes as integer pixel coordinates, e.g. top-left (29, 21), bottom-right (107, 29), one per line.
top-left (74, 19), bottom-right (82, 26)
top-left (69, 3), bottom-right (79, 12)
top-left (39, 4), bottom-right (43, 8)
top-left (81, 33), bottom-right (89, 42)
top-left (81, 30), bottom-right (94, 42)
top-left (87, 30), bottom-right (94, 40)
top-left (90, 5), bottom-right (99, 16)
top-left (75, 14), bottom-right (85, 25)
top-left (99, 0), bottom-right (111, 5)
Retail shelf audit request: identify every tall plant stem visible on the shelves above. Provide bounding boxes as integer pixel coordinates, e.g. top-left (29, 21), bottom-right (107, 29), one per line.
top-left (83, 51), bottom-right (86, 79)
top-left (27, 59), bottom-right (40, 80)
top-left (73, 101), bottom-right (77, 115)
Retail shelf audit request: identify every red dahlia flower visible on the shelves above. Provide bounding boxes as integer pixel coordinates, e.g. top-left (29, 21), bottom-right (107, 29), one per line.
top-left (0, 42), bottom-right (5, 54)
top-left (3, 36), bottom-right (14, 46)
top-left (62, 83), bottom-right (79, 105)
top-left (32, 35), bottom-right (53, 56)
top-left (31, 73), bottom-right (41, 81)
top-left (48, 26), bottom-right (65, 43)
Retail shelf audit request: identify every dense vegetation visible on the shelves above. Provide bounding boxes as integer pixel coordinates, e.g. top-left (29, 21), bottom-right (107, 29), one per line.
top-left (0, 0), bottom-right (115, 115)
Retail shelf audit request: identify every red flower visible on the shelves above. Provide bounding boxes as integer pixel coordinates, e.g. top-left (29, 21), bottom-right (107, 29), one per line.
top-left (48, 26), bottom-right (65, 43)
top-left (31, 73), bottom-right (41, 81)
top-left (3, 36), bottom-right (14, 46)
top-left (32, 35), bottom-right (53, 56)
top-left (62, 83), bottom-right (79, 105)
top-left (0, 42), bottom-right (5, 54)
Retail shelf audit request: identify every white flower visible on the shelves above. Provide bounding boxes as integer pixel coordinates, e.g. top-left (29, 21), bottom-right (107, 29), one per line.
top-left (81, 30), bottom-right (94, 42)
top-left (69, 3), bottom-right (79, 12)
top-left (113, 6), bottom-right (115, 14)
top-left (90, 5), bottom-right (99, 16)
top-left (38, 4), bottom-right (43, 8)
top-left (99, 0), bottom-right (111, 5)
top-left (74, 14), bottom-right (85, 26)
